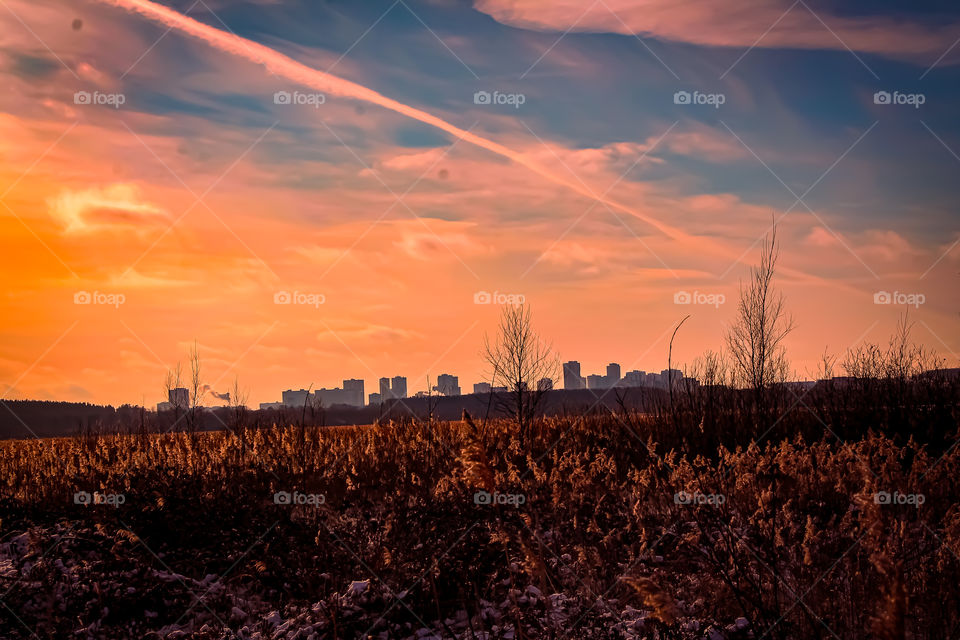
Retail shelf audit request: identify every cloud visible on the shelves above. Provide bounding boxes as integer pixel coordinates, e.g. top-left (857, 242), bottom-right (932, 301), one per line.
top-left (394, 227), bottom-right (488, 260)
top-left (47, 183), bottom-right (169, 233)
top-left (663, 126), bottom-right (749, 162)
top-left (380, 148), bottom-right (448, 172)
top-left (108, 268), bottom-right (193, 289)
top-left (472, 0), bottom-right (960, 62)
top-left (96, 0), bottom-right (711, 253)
top-left (803, 226), bottom-right (926, 265)
top-left (320, 324), bottom-right (423, 345)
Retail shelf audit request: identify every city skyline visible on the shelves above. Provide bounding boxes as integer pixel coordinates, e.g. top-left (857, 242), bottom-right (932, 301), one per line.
top-left (159, 353), bottom-right (886, 413)
top-left (155, 354), bottom-right (685, 410)
top-left (1, 0), bottom-right (958, 407)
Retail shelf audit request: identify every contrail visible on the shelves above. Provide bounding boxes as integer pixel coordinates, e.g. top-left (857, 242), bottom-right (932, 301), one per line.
top-left (100, 0), bottom-right (703, 242)
top-left (99, 0), bottom-right (827, 283)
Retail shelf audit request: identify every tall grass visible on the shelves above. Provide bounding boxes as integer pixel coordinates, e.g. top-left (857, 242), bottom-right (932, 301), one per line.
top-left (1, 365), bottom-right (957, 638)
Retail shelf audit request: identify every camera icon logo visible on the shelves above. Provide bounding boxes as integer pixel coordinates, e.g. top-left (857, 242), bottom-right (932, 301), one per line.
top-left (473, 490), bottom-right (492, 505)
top-left (74, 291), bottom-right (92, 304)
top-left (673, 91), bottom-right (691, 105)
top-left (873, 91), bottom-right (891, 105)
top-left (274, 91), bottom-right (292, 105)
top-left (274, 291), bottom-right (292, 304)
top-left (473, 90), bottom-right (491, 105)
top-left (273, 491), bottom-right (292, 505)
top-left (674, 291), bottom-right (692, 305)
top-left (74, 491), bottom-right (92, 505)
top-left (73, 91), bottom-right (91, 105)
top-left (873, 291), bottom-right (892, 305)
top-left (474, 290), bottom-right (492, 304)
top-left (873, 491), bottom-right (891, 505)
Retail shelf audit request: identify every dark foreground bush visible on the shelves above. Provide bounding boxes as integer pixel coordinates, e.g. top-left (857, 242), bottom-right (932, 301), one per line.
top-left (0, 405), bottom-right (958, 639)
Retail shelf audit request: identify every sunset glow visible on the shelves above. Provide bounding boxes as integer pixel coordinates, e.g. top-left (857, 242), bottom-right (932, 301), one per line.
top-left (1, 0), bottom-right (957, 406)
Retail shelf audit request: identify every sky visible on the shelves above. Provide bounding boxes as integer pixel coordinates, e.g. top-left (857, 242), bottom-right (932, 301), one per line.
top-left (0, 0), bottom-right (958, 406)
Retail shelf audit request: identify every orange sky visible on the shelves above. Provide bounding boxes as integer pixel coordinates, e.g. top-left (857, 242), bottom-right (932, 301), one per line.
top-left (1, 0), bottom-right (957, 406)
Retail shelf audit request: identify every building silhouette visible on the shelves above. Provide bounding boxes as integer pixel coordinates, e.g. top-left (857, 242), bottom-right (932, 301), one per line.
top-left (473, 382), bottom-right (491, 394)
top-left (374, 376), bottom-right (407, 401)
top-left (314, 379), bottom-right (365, 408)
top-left (282, 389), bottom-right (311, 408)
top-left (606, 363), bottom-right (621, 387)
top-left (169, 387), bottom-right (189, 408)
top-left (158, 387), bottom-right (190, 413)
top-left (565, 362), bottom-right (694, 391)
top-left (586, 374), bottom-right (606, 389)
top-left (433, 374), bottom-right (461, 396)
top-left (343, 379), bottom-right (364, 407)
top-left (563, 361), bottom-right (585, 390)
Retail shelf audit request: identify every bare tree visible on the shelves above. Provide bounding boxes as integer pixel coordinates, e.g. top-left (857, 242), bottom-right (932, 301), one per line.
top-left (163, 361), bottom-right (184, 425)
top-left (188, 341), bottom-right (205, 432)
top-left (726, 224), bottom-right (794, 412)
top-left (229, 376), bottom-right (249, 461)
top-left (306, 391), bottom-right (325, 428)
top-left (483, 304), bottom-right (559, 441)
top-left (668, 315), bottom-right (691, 415)
top-left (843, 311), bottom-right (939, 381)
top-left (424, 376), bottom-right (439, 423)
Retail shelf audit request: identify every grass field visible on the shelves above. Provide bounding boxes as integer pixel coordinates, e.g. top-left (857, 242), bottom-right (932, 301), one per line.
top-left (1, 385), bottom-right (958, 639)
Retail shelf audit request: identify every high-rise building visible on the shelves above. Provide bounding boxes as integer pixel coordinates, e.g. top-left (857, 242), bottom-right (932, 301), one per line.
top-left (379, 377), bottom-right (391, 399)
top-left (563, 361), bottom-right (585, 390)
top-left (622, 370), bottom-right (646, 387)
top-left (606, 363), bottom-right (621, 387)
top-left (537, 377), bottom-right (554, 391)
top-left (313, 379), bottom-right (365, 409)
top-left (586, 374), bottom-right (606, 389)
top-left (433, 374), bottom-right (461, 396)
top-left (391, 376), bottom-right (407, 399)
top-left (473, 382), bottom-right (491, 394)
top-left (342, 379), bottom-right (365, 407)
top-left (282, 389), bottom-right (311, 408)
top-left (368, 392), bottom-right (383, 406)
top-left (661, 368), bottom-right (683, 388)
top-left (168, 387), bottom-right (189, 409)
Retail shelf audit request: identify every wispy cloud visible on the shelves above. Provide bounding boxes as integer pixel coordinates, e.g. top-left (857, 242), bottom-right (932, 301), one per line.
top-left (473, 0), bottom-right (960, 62)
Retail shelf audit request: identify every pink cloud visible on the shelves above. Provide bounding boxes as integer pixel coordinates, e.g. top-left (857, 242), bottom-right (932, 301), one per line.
top-left (48, 183), bottom-right (169, 233)
top-left (473, 0), bottom-right (960, 62)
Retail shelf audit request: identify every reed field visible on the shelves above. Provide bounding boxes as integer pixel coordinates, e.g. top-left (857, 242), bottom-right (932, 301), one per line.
top-left (1, 370), bottom-right (958, 639)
